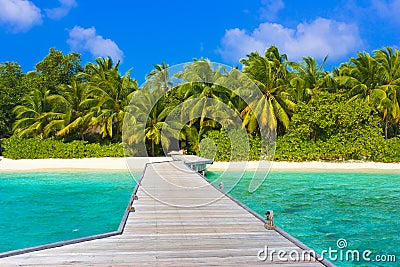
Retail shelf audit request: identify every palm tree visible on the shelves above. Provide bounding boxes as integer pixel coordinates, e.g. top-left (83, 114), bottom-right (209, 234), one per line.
top-left (338, 50), bottom-right (400, 138)
top-left (56, 81), bottom-right (96, 140)
top-left (240, 46), bottom-right (295, 133)
top-left (182, 125), bottom-right (208, 154)
top-left (83, 57), bottom-right (119, 81)
top-left (145, 61), bottom-right (173, 91)
top-left (177, 59), bottom-right (230, 101)
top-left (12, 88), bottom-right (67, 138)
top-left (337, 52), bottom-right (383, 104)
top-left (176, 60), bottom-right (232, 144)
top-left (81, 57), bottom-right (138, 140)
top-left (374, 47), bottom-right (400, 138)
top-left (124, 87), bottom-right (180, 156)
top-left (288, 56), bottom-right (328, 103)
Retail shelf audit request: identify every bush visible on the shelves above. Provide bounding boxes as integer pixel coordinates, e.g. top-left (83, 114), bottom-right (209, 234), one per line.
top-left (204, 129), bottom-right (262, 161)
top-left (2, 136), bottom-right (124, 159)
top-left (274, 135), bottom-right (400, 162)
top-left (374, 137), bottom-right (400, 162)
top-left (272, 92), bottom-right (400, 162)
top-left (3, 132), bottom-right (399, 162)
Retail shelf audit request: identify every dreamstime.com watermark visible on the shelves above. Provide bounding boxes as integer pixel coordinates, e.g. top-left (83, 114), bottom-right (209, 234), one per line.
top-left (257, 238), bottom-right (397, 264)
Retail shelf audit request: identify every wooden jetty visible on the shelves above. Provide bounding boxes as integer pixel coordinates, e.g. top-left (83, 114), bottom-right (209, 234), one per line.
top-left (169, 153), bottom-right (214, 174)
top-left (0, 157), bottom-right (334, 266)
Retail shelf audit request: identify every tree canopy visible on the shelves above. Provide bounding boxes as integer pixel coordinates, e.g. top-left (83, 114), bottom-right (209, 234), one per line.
top-left (1, 46), bottom-right (400, 161)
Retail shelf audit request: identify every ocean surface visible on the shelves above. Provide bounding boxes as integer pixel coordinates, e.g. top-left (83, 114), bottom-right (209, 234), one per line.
top-left (0, 170), bottom-right (399, 266)
top-left (0, 171), bottom-right (136, 253)
top-left (208, 171), bottom-right (400, 267)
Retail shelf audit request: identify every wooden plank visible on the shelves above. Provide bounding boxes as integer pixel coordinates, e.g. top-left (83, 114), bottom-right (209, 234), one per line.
top-left (0, 156), bottom-right (333, 266)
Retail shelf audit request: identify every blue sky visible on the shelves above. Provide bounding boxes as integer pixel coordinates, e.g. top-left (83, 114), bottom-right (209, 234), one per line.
top-left (0, 0), bottom-right (399, 83)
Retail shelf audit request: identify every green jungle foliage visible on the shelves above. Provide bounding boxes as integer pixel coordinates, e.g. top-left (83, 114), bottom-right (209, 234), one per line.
top-left (1, 46), bottom-right (399, 161)
top-left (2, 136), bottom-right (123, 159)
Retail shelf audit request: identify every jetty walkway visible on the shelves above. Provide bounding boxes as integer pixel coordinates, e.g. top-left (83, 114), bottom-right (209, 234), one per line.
top-left (0, 157), bottom-right (333, 266)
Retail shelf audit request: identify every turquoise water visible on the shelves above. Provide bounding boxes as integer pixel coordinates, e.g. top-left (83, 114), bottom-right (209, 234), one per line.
top-left (208, 171), bottom-right (400, 266)
top-left (1, 170), bottom-right (399, 266)
top-left (0, 171), bottom-right (136, 253)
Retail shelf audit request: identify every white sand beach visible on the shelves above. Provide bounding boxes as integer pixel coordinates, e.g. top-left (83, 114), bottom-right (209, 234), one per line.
top-left (0, 157), bottom-right (399, 173)
top-left (209, 160), bottom-right (400, 173)
top-left (0, 157), bottom-right (170, 171)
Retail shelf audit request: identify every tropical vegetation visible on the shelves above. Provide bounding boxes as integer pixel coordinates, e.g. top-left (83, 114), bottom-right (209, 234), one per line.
top-left (0, 46), bottom-right (399, 162)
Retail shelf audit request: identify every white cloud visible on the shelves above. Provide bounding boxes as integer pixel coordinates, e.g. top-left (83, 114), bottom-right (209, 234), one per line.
top-left (218, 18), bottom-right (363, 63)
top-left (67, 26), bottom-right (124, 63)
top-left (259, 0), bottom-right (284, 20)
top-left (0, 0), bottom-right (42, 32)
top-left (371, 0), bottom-right (400, 22)
top-left (45, 0), bottom-right (77, 20)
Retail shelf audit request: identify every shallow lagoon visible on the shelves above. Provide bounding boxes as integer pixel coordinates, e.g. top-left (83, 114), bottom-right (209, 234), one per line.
top-left (208, 171), bottom-right (400, 266)
top-left (0, 171), bottom-right (135, 253)
top-left (1, 170), bottom-right (399, 266)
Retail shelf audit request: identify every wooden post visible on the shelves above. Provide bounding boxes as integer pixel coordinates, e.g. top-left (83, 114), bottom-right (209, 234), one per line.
top-left (264, 210), bottom-right (275, 230)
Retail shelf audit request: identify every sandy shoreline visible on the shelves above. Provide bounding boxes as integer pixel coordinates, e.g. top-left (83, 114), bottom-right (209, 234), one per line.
top-left (210, 161), bottom-right (400, 173)
top-left (0, 157), bottom-right (169, 172)
top-left (0, 157), bottom-right (399, 173)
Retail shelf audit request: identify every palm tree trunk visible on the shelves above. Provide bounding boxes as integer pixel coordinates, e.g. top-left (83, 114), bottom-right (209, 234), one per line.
top-left (385, 118), bottom-right (389, 139)
top-left (80, 129), bottom-right (84, 141)
top-left (114, 123), bottom-right (119, 142)
top-left (152, 140), bottom-right (155, 156)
